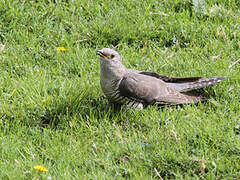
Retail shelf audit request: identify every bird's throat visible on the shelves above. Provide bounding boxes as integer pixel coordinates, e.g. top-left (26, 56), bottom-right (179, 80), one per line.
top-left (100, 60), bottom-right (126, 80)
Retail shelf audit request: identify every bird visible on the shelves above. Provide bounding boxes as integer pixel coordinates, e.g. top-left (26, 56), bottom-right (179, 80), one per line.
top-left (96, 48), bottom-right (226, 109)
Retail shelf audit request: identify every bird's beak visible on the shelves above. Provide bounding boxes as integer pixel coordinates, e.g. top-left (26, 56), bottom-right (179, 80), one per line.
top-left (96, 50), bottom-right (105, 58)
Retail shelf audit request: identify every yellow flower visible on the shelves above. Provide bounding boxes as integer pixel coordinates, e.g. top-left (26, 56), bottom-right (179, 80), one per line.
top-left (34, 165), bottom-right (48, 172)
top-left (57, 47), bottom-right (66, 52)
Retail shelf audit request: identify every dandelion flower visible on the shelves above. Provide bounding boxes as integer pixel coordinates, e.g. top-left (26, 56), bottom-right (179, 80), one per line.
top-left (57, 47), bottom-right (66, 52)
top-left (34, 165), bottom-right (48, 172)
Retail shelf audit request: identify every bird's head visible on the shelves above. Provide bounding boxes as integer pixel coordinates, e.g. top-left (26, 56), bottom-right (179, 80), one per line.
top-left (96, 48), bottom-right (121, 62)
top-left (96, 48), bottom-right (126, 78)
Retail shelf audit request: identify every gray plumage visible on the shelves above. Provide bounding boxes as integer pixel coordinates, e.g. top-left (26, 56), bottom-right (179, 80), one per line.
top-left (96, 48), bottom-right (226, 109)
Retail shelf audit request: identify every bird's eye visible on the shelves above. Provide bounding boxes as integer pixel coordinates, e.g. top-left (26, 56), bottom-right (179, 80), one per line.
top-left (110, 54), bottom-right (115, 59)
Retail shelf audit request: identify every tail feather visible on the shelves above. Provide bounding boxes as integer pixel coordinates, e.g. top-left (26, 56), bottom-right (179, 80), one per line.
top-left (167, 77), bottom-right (226, 92)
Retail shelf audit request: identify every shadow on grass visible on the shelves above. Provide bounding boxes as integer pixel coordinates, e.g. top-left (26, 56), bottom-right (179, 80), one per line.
top-left (36, 92), bottom-right (158, 133)
top-left (39, 94), bottom-right (109, 128)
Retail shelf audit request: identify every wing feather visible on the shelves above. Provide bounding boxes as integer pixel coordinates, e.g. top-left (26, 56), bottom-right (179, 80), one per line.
top-left (118, 73), bottom-right (202, 105)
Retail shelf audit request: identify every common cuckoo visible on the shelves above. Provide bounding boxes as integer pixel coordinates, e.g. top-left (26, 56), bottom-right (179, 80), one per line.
top-left (96, 48), bottom-right (225, 109)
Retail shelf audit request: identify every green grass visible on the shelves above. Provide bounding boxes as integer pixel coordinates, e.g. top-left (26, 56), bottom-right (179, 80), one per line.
top-left (0, 0), bottom-right (240, 179)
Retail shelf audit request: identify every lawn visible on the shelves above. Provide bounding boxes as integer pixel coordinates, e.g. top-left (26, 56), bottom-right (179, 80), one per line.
top-left (0, 0), bottom-right (240, 179)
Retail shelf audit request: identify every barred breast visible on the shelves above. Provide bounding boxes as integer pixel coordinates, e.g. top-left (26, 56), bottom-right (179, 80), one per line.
top-left (103, 78), bottom-right (143, 109)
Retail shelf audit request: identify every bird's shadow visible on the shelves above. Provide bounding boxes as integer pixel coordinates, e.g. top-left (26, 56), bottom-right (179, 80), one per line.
top-left (37, 93), bottom-right (150, 131)
top-left (39, 95), bottom-right (108, 127)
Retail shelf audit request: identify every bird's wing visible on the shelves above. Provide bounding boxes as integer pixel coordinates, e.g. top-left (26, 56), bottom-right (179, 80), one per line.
top-left (138, 71), bottom-right (202, 82)
top-left (128, 69), bottom-right (202, 82)
top-left (118, 73), bottom-right (201, 105)
top-left (118, 74), bottom-right (156, 105)
top-left (135, 71), bottom-right (226, 92)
